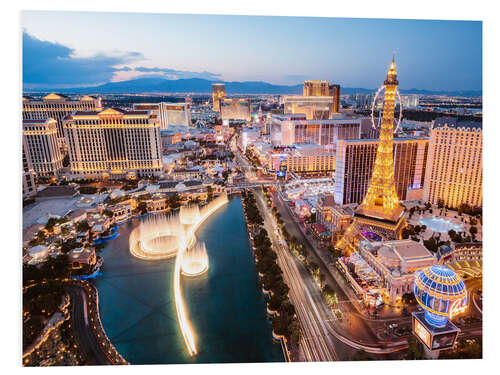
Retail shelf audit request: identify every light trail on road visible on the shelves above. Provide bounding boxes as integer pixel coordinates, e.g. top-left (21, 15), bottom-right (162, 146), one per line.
top-left (253, 187), bottom-right (339, 361)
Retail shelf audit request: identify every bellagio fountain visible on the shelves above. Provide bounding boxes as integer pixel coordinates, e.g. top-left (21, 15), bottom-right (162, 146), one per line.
top-left (129, 193), bottom-right (229, 356)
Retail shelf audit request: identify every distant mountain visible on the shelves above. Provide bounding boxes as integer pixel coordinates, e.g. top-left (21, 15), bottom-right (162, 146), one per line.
top-left (23, 77), bottom-right (482, 97)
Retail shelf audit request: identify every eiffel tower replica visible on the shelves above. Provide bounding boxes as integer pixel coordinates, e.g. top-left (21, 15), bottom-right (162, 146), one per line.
top-left (336, 58), bottom-right (407, 254)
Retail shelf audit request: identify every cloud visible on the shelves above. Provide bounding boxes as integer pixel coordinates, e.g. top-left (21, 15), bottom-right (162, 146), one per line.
top-left (22, 31), bottom-right (222, 87)
top-left (116, 66), bottom-right (221, 80)
top-left (22, 31), bottom-right (143, 86)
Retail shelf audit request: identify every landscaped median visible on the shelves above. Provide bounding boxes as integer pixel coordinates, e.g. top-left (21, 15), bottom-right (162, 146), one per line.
top-left (241, 189), bottom-right (298, 362)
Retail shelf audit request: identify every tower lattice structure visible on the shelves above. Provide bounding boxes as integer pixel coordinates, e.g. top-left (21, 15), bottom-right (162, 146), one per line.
top-left (336, 58), bottom-right (407, 254)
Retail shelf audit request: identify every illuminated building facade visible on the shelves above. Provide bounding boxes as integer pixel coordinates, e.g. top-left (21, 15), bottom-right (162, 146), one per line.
top-left (267, 143), bottom-right (336, 174)
top-left (63, 108), bottom-right (162, 180)
top-left (23, 93), bottom-right (103, 141)
top-left (283, 96), bottom-right (336, 119)
top-left (315, 194), bottom-right (351, 238)
top-left (358, 239), bottom-right (437, 303)
top-left (22, 137), bottom-right (36, 199)
top-left (270, 114), bottom-right (360, 148)
top-left (423, 117), bottom-right (482, 208)
top-left (23, 118), bottom-right (64, 177)
top-left (336, 59), bottom-right (407, 253)
top-left (211, 83), bottom-right (226, 112)
top-left (303, 80), bottom-right (330, 96)
top-left (220, 98), bottom-right (251, 121)
top-left (303, 80), bottom-right (340, 113)
top-left (334, 137), bottom-right (429, 205)
top-left (438, 242), bottom-right (482, 265)
top-left (133, 102), bottom-right (191, 129)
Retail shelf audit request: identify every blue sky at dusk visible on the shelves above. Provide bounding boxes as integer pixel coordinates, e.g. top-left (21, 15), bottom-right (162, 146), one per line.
top-left (22, 11), bottom-right (482, 91)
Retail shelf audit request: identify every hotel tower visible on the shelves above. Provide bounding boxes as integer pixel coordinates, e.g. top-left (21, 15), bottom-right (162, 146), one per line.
top-left (62, 108), bottom-right (163, 180)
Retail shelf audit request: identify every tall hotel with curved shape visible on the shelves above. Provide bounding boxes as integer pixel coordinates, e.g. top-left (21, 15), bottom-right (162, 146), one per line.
top-left (62, 108), bottom-right (163, 180)
top-left (336, 59), bottom-right (407, 254)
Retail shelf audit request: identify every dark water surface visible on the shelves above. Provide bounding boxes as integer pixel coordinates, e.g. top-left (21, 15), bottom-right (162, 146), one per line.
top-left (93, 197), bottom-right (284, 364)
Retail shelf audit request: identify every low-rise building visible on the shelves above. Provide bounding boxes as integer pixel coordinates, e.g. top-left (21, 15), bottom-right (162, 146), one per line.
top-left (315, 194), bottom-right (351, 240)
top-left (68, 247), bottom-right (96, 269)
top-left (358, 239), bottom-right (437, 303)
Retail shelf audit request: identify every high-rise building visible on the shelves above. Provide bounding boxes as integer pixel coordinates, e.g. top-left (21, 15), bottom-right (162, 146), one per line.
top-left (220, 98), bottom-right (251, 121)
top-left (23, 93), bottom-right (103, 143)
top-left (270, 114), bottom-right (361, 148)
top-left (22, 137), bottom-right (36, 199)
top-left (336, 59), bottom-right (407, 253)
top-left (303, 81), bottom-right (331, 96)
top-left (402, 94), bottom-right (419, 109)
top-left (212, 83), bottom-right (226, 112)
top-left (132, 102), bottom-right (191, 128)
top-left (62, 108), bottom-right (163, 180)
top-left (334, 137), bottom-right (429, 205)
top-left (301, 80), bottom-right (340, 114)
top-left (23, 118), bottom-right (64, 178)
top-left (423, 117), bottom-right (482, 208)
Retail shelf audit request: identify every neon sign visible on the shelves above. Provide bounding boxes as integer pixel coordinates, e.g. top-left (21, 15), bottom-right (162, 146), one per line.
top-left (449, 299), bottom-right (468, 319)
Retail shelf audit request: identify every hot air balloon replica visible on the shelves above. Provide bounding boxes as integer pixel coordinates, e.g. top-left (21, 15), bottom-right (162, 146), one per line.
top-left (412, 265), bottom-right (468, 356)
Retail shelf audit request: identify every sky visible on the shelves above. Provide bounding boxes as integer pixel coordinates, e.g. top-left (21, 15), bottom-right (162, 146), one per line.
top-left (21, 11), bottom-right (482, 91)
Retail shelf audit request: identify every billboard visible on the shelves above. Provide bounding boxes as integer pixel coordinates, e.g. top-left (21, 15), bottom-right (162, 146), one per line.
top-left (413, 316), bottom-right (431, 349)
top-left (431, 331), bottom-right (459, 350)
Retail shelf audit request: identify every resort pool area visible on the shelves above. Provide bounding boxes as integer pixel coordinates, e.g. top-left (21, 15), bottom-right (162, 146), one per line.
top-left (419, 217), bottom-right (463, 233)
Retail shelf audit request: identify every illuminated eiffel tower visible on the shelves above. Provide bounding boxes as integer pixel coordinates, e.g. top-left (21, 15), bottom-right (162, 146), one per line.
top-left (336, 58), bottom-right (407, 254)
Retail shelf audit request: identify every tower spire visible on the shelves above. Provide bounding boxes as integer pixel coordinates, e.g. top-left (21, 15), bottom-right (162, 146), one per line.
top-left (335, 58), bottom-right (407, 254)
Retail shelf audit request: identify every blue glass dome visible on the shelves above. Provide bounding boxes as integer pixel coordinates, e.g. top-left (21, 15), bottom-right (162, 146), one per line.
top-left (414, 265), bottom-right (467, 327)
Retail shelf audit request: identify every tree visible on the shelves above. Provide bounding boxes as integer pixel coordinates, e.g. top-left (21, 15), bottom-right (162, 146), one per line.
top-left (103, 209), bottom-right (114, 218)
top-left (206, 185), bottom-right (214, 202)
top-left (167, 193), bottom-right (181, 209)
top-left (319, 273), bottom-right (326, 288)
top-left (76, 220), bottom-right (90, 233)
top-left (401, 292), bottom-right (415, 305)
top-left (406, 335), bottom-right (425, 360)
top-left (137, 201), bottom-right (148, 215)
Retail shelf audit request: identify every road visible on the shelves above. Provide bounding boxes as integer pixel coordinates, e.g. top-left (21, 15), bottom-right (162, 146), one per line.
top-left (252, 187), bottom-right (347, 361)
top-left (66, 285), bottom-right (114, 365)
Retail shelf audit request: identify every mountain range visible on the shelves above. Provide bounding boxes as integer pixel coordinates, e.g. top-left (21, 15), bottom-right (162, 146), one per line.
top-left (23, 77), bottom-right (482, 97)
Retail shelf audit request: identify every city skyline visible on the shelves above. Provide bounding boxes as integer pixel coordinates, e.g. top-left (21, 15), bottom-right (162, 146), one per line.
top-left (22, 12), bottom-right (482, 91)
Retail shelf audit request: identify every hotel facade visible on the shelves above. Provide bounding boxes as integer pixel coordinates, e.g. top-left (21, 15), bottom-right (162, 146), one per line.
top-left (62, 108), bottom-right (163, 180)
top-left (270, 114), bottom-right (361, 148)
top-left (22, 137), bottom-right (37, 199)
top-left (132, 102), bottom-right (191, 129)
top-left (220, 98), bottom-right (251, 122)
top-left (423, 118), bottom-right (482, 208)
top-left (23, 93), bottom-right (103, 142)
top-left (303, 80), bottom-right (340, 113)
top-left (266, 143), bottom-right (336, 174)
top-left (23, 118), bottom-right (64, 177)
top-left (334, 137), bottom-right (429, 205)
top-left (211, 83), bottom-right (226, 112)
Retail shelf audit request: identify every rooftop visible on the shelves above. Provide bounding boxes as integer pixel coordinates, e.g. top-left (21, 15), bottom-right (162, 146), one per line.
top-left (37, 186), bottom-right (79, 199)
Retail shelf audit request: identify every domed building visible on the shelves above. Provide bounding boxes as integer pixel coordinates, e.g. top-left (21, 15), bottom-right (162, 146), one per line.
top-left (414, 265), bottom-right (468, 328)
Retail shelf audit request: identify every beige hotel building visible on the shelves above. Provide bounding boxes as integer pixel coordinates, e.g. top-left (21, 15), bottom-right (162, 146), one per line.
top-left (22, 137), bottom-right (37, 199)
top-left (23, 118), bottom-right (64, 177)
top-left (23, 93), bottom-right (103, 142)
top-left (132, 102), bottom-right (191, 129)
top-left (212, 83), bottom-right (226, 112)
top-left (423, 118), bottom-right (482, 208)
top-left (62, 108), bottom-right (163, 180)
